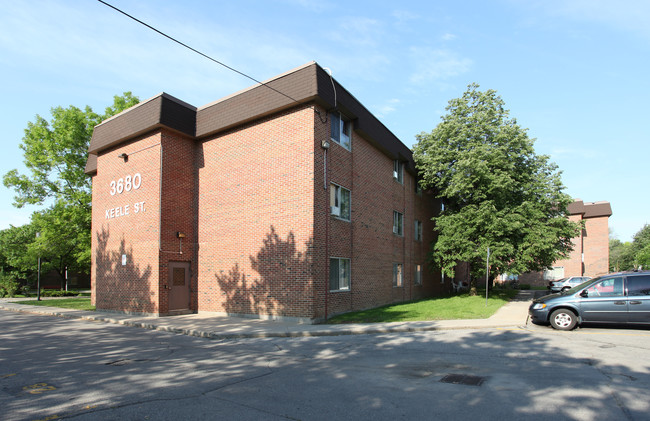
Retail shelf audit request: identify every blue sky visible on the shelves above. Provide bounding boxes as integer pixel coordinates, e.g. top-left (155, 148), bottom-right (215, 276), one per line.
top-left (1, 0), bottom-right (648, 242)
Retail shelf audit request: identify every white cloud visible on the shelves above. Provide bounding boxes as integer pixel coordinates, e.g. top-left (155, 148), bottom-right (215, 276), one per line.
top-left (513, 0), bottom-right (650, 40)
top-left (441, 33), bottom-right (457, 41)
top-left (327, 17), bottom-right (385, 47)
top-left (408, 48), bottom-right (472, 84)
top-left (374, 98), bottom-right (401, 118)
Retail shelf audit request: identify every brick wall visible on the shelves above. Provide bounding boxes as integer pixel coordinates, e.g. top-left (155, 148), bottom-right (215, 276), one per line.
top-left (159, 131), bottom-right (196, 313)
top-left (91, 103), bottom-right (443, 320)
top-left (195, 105), bottom-right (316, 319)
top-left (314, 107), bottom-right (441, 319)
top-left (583, 216), bottom-right (609, 277)
top-left (91, 133), bottom-right (162, 314)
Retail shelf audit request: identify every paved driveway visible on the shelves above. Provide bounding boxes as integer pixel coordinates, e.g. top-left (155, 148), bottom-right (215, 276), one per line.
top-left (2, 308), bottom-right (650, 420)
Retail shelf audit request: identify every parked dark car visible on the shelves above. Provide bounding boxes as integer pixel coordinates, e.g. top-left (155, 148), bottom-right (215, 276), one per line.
top-left (529, 271), bottom-right (650, 330)
top-left (548, 276), bottom-right (592, 293)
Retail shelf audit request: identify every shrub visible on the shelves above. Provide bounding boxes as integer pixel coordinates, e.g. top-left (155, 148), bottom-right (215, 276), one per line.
top-left (40, 289), bottom-right (80, 297)
top-left (0, 273), bottom-right (19, 298)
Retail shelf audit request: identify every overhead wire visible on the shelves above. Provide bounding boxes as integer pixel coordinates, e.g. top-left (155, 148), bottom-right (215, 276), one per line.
top-left (97, 0), bottom-right (305, 106)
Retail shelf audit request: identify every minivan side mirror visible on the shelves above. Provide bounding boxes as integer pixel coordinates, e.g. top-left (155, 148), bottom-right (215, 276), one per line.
top-left (580, 290), bottom-right (588, 298)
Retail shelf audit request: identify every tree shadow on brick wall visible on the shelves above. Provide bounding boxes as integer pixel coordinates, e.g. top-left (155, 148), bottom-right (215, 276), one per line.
top-left (95, 227), bottom-right (154, 313)
top-left (215, 226), bottom-right (314, 318)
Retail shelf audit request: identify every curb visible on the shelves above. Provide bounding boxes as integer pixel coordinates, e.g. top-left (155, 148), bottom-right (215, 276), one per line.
top-left (0, 296), bottom-right (531, 339)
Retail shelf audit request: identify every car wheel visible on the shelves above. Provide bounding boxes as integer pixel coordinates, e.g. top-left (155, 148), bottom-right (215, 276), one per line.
top-left (550, 309), bottom-right (578, 331)
top-left (561, 287), bottom-right (570, 292)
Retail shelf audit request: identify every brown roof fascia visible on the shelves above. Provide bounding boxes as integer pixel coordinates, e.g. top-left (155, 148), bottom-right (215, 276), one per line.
top-left (196, 62), bottom-right (319, 138)
top-left (85, 153), bottom-right (97, 176)
top-left (85, 93), bottom-right (196, 174)
top-left (567, 200), bottom-right (585, 215)
top-left (314, 65), bottom-right (416, 173)
top-left (583, 201), bottom-right (612, 218)
top-left (567, 199), bottom-right (612, 218)
top-left (85, 61), bottom-right (415, 175)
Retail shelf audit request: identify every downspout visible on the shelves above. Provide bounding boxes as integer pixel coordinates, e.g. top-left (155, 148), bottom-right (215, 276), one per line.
top-left (324, 144), bottom-right (329, 321)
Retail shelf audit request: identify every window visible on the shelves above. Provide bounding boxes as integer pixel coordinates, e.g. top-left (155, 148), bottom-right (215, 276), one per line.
top-left (393, 263), bottom-right (403, 287)
top-left (627, 275), bottom-right (650, 296)
top-left (330, 113), bottom-right (351, 150)
top-left (393, 211), bottom-right (403, 236)
top-left (543, 266), bottom-right (564, 281)
top-left (393, 160), bottom-right (403, 183)
top-left (330, 184), bottom-right (351, 220)
top-left (329, 258), bottom-right (351, 291)
top-left (586, 277), bottom-right (624, 297)
top-left (414, 220), bottom-right (423, 241)
top-left (414, 264), bottom-right (422, 285)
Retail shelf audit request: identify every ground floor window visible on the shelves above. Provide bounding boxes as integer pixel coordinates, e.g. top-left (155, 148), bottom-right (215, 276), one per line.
top-left (393, 263), bottom-right (403, 287)
top-left (414, 264), bottom-right (422, 285)
top-left (330, 257), bottom-right (351, 291)
top-left (543, 266), bottom-right (564, 281)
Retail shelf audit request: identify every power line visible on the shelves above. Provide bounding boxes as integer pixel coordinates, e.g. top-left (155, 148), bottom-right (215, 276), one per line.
top-left (97, 0), bottom-right (301, 105)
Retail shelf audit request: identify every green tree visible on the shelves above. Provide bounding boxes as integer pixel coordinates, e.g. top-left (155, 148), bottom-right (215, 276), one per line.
top-left (609, 237), bottom-right (634, 272)
top-left (3, 93), bottom-right (139, 277)
top-left (413, 84), bottom-right (580, 291)
top-left (631, 224), bottom-right (650, 269)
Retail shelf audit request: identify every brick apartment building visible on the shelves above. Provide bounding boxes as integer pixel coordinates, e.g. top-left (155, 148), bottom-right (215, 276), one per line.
top-left (85, 62), bottom-right (445, 322)
top-left (518, 199), bottom-right (612, 285)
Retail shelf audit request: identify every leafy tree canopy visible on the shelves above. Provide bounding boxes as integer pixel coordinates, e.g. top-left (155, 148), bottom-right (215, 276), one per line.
top-left (413, 83), bottom-right (580, 281)
top-left (2, 93), bottom-right (139, 278)
top-left (609, 225), bottom-right (650, 271)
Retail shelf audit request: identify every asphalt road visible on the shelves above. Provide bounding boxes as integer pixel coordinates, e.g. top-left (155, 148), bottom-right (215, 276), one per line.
top-left (2, 310), bottom-right (650, 421)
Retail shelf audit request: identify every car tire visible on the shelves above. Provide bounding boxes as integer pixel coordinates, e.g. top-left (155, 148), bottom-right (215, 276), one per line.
top-left (550, 309), bottom-right (578, 331)
top-left (561, 287), bottom-right (570, 292)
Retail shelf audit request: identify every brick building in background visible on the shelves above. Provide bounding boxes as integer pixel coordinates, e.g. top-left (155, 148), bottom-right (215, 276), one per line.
top-left (85, 62), bottom-right (445, 322)
top-left (518, 199), bottom-right (612, 286)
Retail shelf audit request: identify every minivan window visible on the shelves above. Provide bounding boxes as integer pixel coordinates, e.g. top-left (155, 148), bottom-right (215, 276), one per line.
top-left (627, 275), bottom-right (650, 296)
top-left (585, 277), bottom-right (624, 297)
top-left (567, 278), bottom-right (598, 294)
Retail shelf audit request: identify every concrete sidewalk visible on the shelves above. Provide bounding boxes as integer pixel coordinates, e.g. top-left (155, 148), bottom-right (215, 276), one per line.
top-left (0, 291), bottom-right (535, 339)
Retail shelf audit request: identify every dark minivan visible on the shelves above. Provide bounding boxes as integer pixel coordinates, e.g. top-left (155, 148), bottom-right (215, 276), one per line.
top-left (529, 271), bottom-right (650, 330)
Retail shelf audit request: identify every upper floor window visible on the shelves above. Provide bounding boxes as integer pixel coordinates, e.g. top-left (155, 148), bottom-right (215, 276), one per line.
top-left (330, 113), bottom-right (351, 150)
top-left (393, 160), bottom-right (403, 184)
top-left (393, 211), bottom-right (403, 236)
top-left (330, 184), bottom-right (351, 221)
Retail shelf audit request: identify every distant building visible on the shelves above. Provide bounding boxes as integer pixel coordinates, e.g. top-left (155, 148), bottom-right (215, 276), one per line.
top-left (518, 199), bottom-right (612, 285)
top-left (85, 62), bottom-right (445, 322)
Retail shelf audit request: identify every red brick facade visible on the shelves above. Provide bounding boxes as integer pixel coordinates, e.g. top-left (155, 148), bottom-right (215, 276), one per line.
top-left (518, 200), bottom-right (612, 285)
top-left (87, 63), bottom-right (444, 321)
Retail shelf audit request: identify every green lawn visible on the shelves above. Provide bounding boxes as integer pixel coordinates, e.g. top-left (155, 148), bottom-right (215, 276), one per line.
top-left (15, 297), bottom-right (95, 311)
top-left (327, 289), bottom-right (519, 324)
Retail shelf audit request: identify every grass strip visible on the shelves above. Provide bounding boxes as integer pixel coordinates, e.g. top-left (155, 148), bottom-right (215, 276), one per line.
top-left (15, 297), bottom-right (95, 311)
top-left (328, 289), bottom-right (519, 324)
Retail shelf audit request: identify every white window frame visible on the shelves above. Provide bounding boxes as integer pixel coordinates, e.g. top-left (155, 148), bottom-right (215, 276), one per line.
top-left (393, 211), bottom-right (403, 236)
top-left (414, 264), bottom-right (422, 286)
top-left (330, 257), bottom-right (351, 291)
top-left (393, 160), bottom-right (403, 184)
top-left (414, 220), bottom-right (422, 241)
top-left (393, 263), bottom-right (403, 287)
top-left (330, 112), bottom-right (351, 150)
top-left (330, 183), bottom-right (351, 221)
